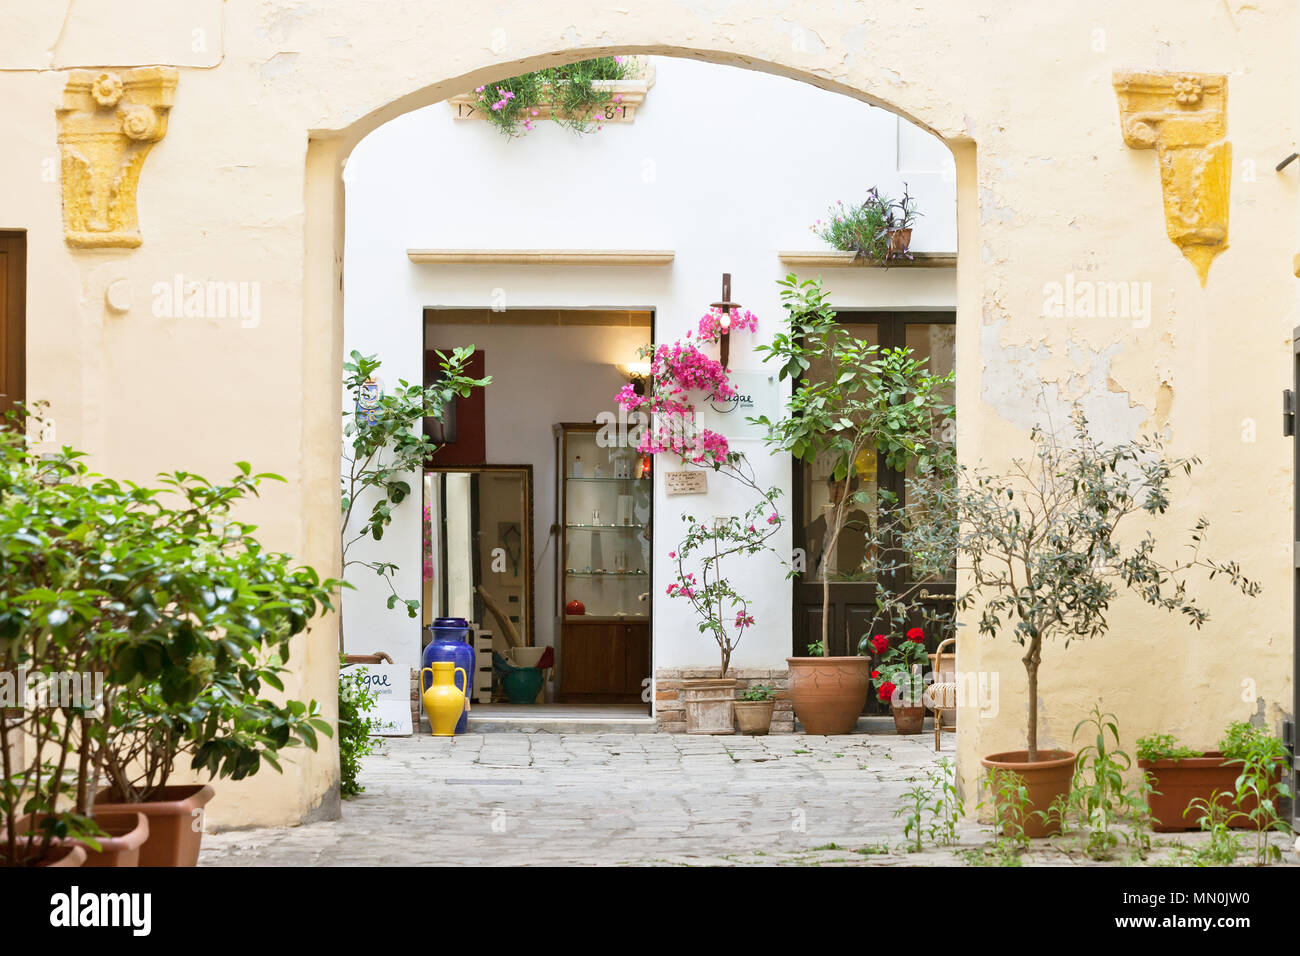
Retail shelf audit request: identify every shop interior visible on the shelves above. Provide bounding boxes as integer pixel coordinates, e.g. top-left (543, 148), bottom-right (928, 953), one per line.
top-left (422, 307), bottom-right (654, 715)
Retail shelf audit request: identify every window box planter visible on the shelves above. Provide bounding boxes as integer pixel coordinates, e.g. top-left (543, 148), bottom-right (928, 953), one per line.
top-left (1138, 753), bottom-right (1278, 832)
top-left (449, 61), bottom-right (655, 126)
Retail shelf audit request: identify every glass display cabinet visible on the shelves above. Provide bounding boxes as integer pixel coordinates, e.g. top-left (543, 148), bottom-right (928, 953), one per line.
top-left (553, 422), bottom-right (652, 703)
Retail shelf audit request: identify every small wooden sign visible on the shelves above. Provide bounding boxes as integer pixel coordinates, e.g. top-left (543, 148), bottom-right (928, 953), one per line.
top-left (341, 664), bottom-right (413, 736)
top-left (664, 470), bottom-right (708, 496)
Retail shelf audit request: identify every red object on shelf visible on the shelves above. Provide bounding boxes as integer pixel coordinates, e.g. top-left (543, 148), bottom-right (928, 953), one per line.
top-left (565, 600), bottom-right (586, 616)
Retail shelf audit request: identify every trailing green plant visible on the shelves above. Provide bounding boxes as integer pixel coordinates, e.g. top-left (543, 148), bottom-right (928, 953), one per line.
top-left (1044, 705), bottom-right (1153, 860)
top-left (338, 659), bottom-right (380, 798)
top-left (474, 56), bottom-right (638, 137)
top-left (739, 683), bottom-right (775, 702)
top-left (753, 275), bottom-right (953, 656)
top-left (811, 185), bottom-right (921, 264)
top-left (944, 406), bottom-right (1259, 761)
top-left (1136, 733), bottom-right (1202, 763)
top-left (1219, 721), bottom-right (1293, 864)
top-left (342, 349), bottom-right (489, 643)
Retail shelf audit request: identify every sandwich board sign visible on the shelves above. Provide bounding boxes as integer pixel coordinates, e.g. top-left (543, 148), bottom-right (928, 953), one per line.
top-left (340, 663), bottom-right (412, 736)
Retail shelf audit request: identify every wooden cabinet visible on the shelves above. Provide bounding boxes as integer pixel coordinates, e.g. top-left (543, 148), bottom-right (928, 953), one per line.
top-left (553, 422), bottom-right (652, 703)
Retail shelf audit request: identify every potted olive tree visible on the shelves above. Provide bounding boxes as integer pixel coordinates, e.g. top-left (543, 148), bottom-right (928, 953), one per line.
top-left (752, 275), bottom-right (953, 734)
top-left (946, 408), bottom-right (1259, 836)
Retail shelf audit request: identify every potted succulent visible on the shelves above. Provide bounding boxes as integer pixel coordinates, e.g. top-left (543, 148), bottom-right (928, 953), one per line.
top-left (811, 184), bottom-right (921, 265)
top-left (753, 276), bottom-right (952, 735)
top-left (1137, 722), bottom-right (1290, 832)
top-left (945, 407), bottom-right (1259, 837)
top-left (733, 683), bottom-right (776, 735)
top-left (868, 628), bottom-right (930, 734)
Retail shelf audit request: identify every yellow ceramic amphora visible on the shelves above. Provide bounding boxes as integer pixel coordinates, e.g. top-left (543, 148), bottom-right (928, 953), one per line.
top-left (421, 661), bottom-right (468, 736)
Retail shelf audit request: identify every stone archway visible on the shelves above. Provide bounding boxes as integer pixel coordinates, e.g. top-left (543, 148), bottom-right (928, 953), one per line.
top-left (298, 41), bottom-right (979, 823)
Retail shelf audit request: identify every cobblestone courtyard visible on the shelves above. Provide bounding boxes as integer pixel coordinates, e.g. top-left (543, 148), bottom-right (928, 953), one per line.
top-left (199, 733), bottom-right (1297, 866)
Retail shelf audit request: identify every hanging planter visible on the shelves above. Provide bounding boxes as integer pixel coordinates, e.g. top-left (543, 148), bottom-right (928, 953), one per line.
top-left (449, 57), bottom-right (655, 136)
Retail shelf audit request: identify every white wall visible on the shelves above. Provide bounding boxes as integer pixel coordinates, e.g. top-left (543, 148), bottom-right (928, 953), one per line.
top-left (342, 55), bottom-right (957, 675)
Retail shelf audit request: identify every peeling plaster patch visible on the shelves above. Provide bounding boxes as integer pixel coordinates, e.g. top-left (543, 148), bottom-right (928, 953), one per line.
top-left (980, 319), bottom-right (1149, 442)
top-left (979, 185), bottom-right (1015, 225)
top-left (260, 52), bottom-right (300, 82)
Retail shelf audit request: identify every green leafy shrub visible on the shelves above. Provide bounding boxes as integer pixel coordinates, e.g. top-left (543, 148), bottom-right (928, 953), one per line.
top-left (0, 405), bottom-right (343, 865)
top-left (1135, 733), bottom-right (1202, 762)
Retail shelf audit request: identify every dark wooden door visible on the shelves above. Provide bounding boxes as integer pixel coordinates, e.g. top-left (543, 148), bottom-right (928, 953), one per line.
top-left (792, 311), bottom-right (956, 663)
top-left (0, 233), bottom-right (25, 419)
top-left (558, 619), bottom-right (649, 702)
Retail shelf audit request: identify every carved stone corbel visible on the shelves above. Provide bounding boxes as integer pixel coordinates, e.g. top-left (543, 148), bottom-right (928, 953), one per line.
top-left (1113, 71), bottom-right (1229, 286)
top-left (57, 67), bottom-right (178, 249)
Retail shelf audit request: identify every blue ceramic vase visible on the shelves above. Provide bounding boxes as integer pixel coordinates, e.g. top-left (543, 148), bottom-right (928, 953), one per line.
top-left (421, 617), bottom-right (475, 734)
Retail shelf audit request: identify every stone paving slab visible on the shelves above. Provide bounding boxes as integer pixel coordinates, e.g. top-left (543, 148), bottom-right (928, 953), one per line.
top-left (198, 733), bottom-right (1298, 867)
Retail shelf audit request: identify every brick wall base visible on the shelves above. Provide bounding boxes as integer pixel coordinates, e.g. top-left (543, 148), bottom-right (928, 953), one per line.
top-left (654, 667), bottom-right (793, 734)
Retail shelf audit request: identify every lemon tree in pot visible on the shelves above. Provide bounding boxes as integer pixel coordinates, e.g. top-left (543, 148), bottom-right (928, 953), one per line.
top-left (752, 275), bottom-right (953, 735)
top-left (943, 407), bottom-right (1259, 837)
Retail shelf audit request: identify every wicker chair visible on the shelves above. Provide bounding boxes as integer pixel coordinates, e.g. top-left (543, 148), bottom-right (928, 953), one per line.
top-left (923, 637), bottom-right (958, 751)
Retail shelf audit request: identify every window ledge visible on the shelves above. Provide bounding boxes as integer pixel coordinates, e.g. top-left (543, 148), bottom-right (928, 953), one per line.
top-left (407, 249), bottom-right (675, 266)
top-left (778, 250), bottom-right (958, 269)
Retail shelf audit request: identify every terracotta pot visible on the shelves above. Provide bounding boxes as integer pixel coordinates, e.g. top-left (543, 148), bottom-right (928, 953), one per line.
top-left (981, 750), bottom-right (1076, 838)
top-left (786, 657), bottom-right (870, 735)
top-left (680, 678), bottom-right (736, 734)
top-left (13, 811), bottom-right (149, 868)
top-left (1139, 752), bottom-right (1276, 832)
top-left (82, 812), bottom-right (150, 867)
top-left (888, 227), bottom-right (913, 254)
top-left (733, 699), bottom-right (775, 735)
top-left (38, 844), bottom-right (87, 868)
top-left (891, 701), bottom-right (925, 734)
top-left (94, 784), bottom-right (214, 867)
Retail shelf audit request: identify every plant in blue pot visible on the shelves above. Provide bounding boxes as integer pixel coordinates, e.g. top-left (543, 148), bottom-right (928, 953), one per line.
top-left (421, 618), bottom-right (476, 733)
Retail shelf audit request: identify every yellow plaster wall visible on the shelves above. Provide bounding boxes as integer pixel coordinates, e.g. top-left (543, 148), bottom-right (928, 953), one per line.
top-left (0, 0), bottom-right (1295, 822)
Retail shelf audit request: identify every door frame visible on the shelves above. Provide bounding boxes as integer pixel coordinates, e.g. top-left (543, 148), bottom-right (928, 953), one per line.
top-left (0, 231), bottom-right (26, 420)
top-left (790, 309), bottom-right (957, 660)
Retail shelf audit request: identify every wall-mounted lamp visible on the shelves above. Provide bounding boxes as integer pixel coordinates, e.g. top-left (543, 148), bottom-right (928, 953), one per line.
top-left (710, 272), bottom-right (740, 369)
top-left (616, 360), bottom-right (653, 396)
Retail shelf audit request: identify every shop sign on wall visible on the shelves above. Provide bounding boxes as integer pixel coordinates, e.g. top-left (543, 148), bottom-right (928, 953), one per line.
top-left (664, 470), bottom-right (708, 496)
top-left (698, 370), bottom-right (779, 440)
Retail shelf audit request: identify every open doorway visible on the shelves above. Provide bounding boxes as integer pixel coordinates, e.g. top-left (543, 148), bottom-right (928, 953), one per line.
top-left (423, 307), bottom-right (653, 714)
